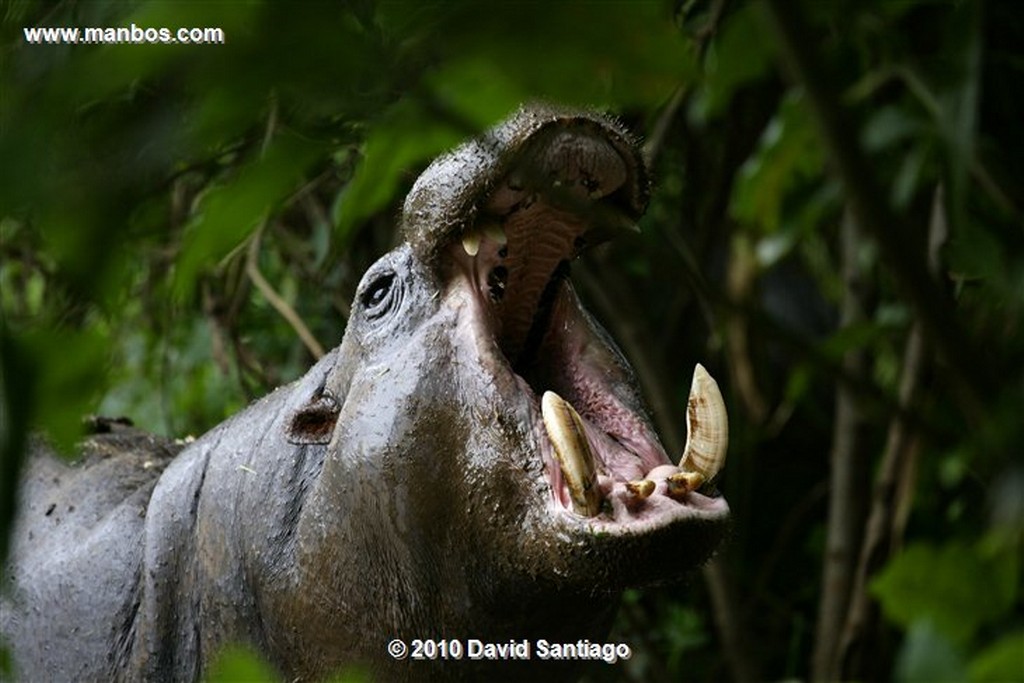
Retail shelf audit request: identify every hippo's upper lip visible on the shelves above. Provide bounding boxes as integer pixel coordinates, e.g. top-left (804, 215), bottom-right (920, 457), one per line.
top-left (437, 116), bottom-right (729, 535)
top-left (402, 105), bottom-right (649, 266)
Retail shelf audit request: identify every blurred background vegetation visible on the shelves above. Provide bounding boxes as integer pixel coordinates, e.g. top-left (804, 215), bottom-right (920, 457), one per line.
top-left (2, 0), bottom-right (1022, 681)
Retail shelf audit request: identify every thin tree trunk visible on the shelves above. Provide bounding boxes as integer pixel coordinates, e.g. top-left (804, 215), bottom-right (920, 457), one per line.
top-left (703, 558), bottom-right (756, 683)
top-left (811, 210), bottom-right (870, 682)
top-left (835, 186), bottom-right (946, 681)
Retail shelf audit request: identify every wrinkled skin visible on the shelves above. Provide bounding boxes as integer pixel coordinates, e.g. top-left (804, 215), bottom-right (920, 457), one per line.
top-left (2, 105), bottom-right (729, 682)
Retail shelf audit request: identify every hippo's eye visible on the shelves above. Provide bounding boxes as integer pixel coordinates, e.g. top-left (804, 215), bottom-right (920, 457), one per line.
top-left (361, 272), bottom-right (397, 317)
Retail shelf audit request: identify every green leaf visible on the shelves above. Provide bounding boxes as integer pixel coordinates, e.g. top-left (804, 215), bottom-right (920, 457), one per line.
top-left (332, 100), bottom-right (464, 242)
top-left (784, 363), bottom-right (814, 403)
top-left (891, 143), bottom-right (931, 209)
top-left (174, 134), bottom-right (322, 300)
top-left (13, 327), bottom-right (110, 453)
top-left (936, 2), bottom-right (982, 243)
top-left (204, 643), bottom-right (370, 683)
top-left (730, 91), bottom-right (824, 234)
top-left (690, 2), bottom-right (776, 122)
top-left (895, 620), bottom-right (969, 683)
top-left (871, 540), bottom-right (1018, 645)
top-left (327, 668), bottom-right (372, 683)
top-left (820, 322), bottom-right (886, 360)
top-left (403, 1), bottom-right (695, 110)
top-left (969, 630), bottom-right (1024, 683)
top-left (205, 645), bottom-right (278, 682)
top-left (950, 217), bottom-right (1008, 273)
top-left (427, 60), bottom-right (529, 130)
top-left (862, 105), bottom-right (922, 152)
top-left (0, 643), bottom-right (11, 678)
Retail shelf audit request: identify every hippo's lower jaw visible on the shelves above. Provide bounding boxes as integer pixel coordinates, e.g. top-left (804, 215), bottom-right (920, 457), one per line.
top-left (442, 118), bottom-right (729, 569)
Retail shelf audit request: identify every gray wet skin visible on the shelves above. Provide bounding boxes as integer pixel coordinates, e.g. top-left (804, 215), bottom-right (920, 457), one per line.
top-left (1, 105), bottom-right (729, 682)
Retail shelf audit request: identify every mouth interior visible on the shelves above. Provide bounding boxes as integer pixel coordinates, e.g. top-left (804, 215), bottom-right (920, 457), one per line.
top-left (446, 130), bottom-right (725, 525)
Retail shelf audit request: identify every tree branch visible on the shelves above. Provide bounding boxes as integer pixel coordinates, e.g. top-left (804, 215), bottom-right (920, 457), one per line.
top-left (811, 210), bottom-right (871, 681)
top-left (834, 186), bottom-right (946, 680)
top-left (725, 235), bottom-right (770, 424)
top-left (643, 0), bottom-right (726, 169)
top-left (246, 221), bottom-right (325, 360)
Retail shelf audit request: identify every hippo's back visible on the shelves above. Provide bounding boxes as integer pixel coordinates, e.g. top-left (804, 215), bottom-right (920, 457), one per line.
top-left (2, 422), bottom-right (183, 681)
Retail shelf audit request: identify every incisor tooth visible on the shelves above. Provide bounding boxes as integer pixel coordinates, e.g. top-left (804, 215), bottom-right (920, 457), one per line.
top-left (461, 230), bottom-right (481, 256)
top-left (678, 364), bottom-right (729, 483)
top-left (626, 479), bottom-right (655, 499)
top-left (666, 471), bottom-right (704, 498)
top-left (541, 391), bottom-right (601, 517)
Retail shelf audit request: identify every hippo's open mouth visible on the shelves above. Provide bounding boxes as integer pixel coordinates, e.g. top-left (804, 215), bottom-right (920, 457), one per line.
top-left (442, 121), bottom-right (729, 533)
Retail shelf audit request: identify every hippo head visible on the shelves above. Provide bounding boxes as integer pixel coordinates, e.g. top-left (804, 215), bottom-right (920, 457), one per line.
top-left (276, 105), bottom-right (729, 676)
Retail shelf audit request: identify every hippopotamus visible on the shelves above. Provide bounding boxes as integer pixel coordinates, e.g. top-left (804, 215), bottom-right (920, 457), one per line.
top-left (1, 104), bottom-right (730, 682)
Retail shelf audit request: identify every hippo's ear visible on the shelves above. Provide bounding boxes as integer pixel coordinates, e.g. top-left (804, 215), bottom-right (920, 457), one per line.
top-left (286, 390), bottom-right (341, 445)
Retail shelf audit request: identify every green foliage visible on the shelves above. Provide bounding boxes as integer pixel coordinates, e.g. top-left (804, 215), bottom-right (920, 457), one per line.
top-left (689, 2), bottom-right (776, 122)
top-left (175, 135), bottom-right (324, 300)
top-left (893, 620), bottom-right (969, 683)
top-left (969, 630), bottom-right (1024, 683)
top-left (16, 327), bottom-right (108, 450)
top-left (333, 99), bottom-right (464, 241)
top-left (872, 537), bottom-right (1019, 645)
top-left (205, 645), bottom-right (280, 683)
top-left (873, 529), bottom-right (1023, 682)
top-left (895, 617), bottom-right (1024, 683)
top-left (205, 644), bottom-right (370, 682)
top-left (2, 1), bottom-right (1023, 681)
top-left (731, 90), bottom-right (825, 237)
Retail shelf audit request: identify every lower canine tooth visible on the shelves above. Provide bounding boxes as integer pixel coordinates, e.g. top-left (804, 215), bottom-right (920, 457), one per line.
top-left (667, 471), bottom-right (704, 498)
top-left (541, 391), bottom-right (601, 517)
top-left (678, 364), bottom-right (729, 482)
top-left (626, 479), bottom-right (655, 499)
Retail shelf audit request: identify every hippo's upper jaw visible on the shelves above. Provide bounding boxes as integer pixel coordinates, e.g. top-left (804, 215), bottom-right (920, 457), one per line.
top-left (402, 105), bottom-right (730, 588)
